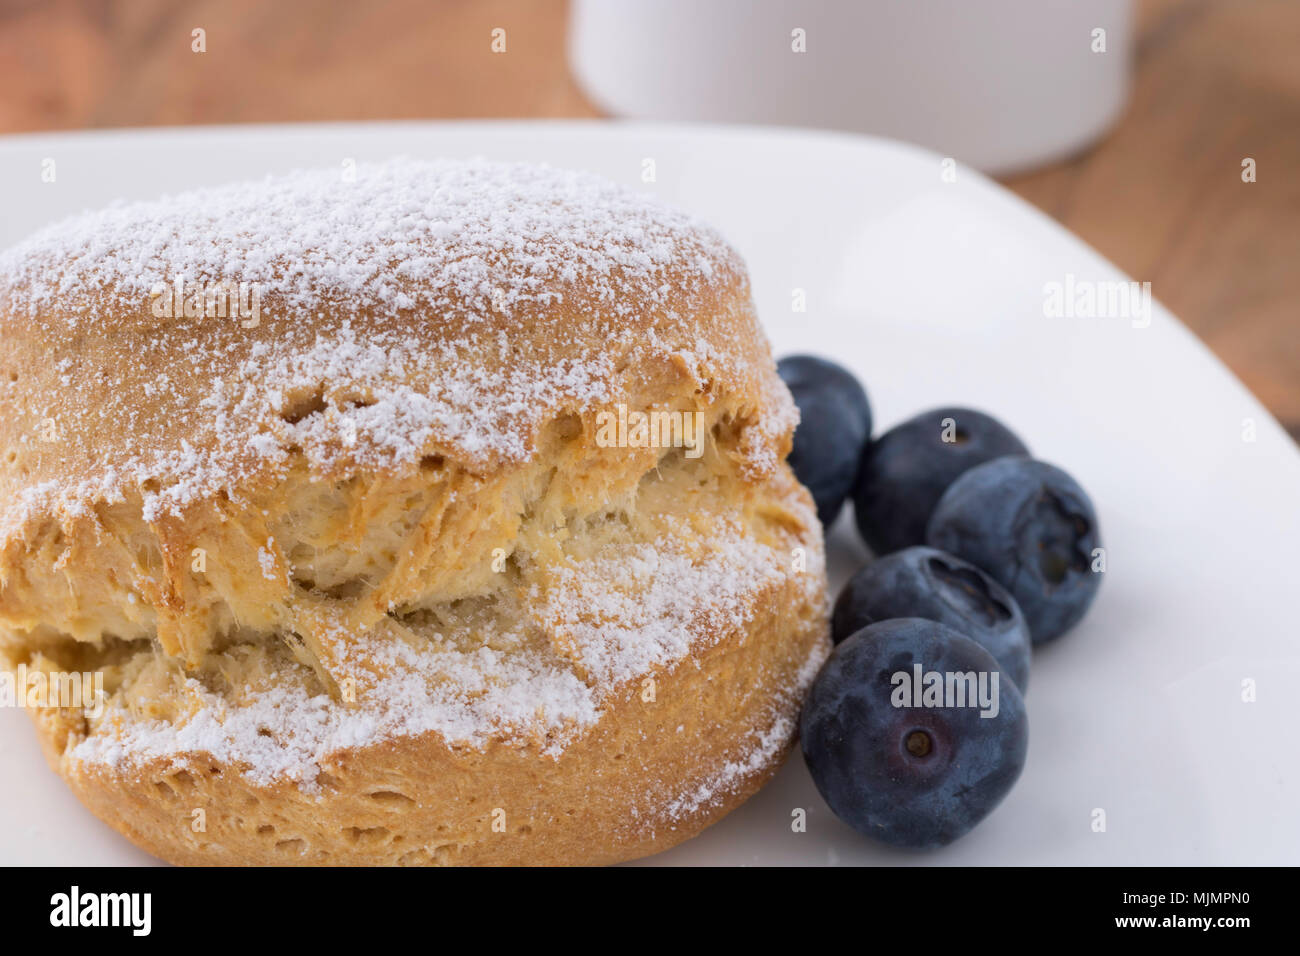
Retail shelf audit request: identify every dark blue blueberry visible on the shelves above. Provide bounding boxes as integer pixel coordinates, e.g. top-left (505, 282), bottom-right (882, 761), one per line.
top-left (801, 618), bottom-right (1028, 850)
top-left (832, 546), bottom-right (1031, 691)
top-left (776, 355), bottom-right (872, 526)
top-left (852, 407), bottom-right (1028, 554)
top-left (926, 457), bottom-right (1101, 644)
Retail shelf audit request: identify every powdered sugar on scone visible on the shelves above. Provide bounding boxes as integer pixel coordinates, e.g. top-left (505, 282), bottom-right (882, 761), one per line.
top-left (1, 158), bottom-right (734, 323)
top-left (70, 519), bottom-right (824, 789)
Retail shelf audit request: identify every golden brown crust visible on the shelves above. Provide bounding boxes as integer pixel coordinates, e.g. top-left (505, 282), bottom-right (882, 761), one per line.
top-left (0, 159), bottom-right (827, 865)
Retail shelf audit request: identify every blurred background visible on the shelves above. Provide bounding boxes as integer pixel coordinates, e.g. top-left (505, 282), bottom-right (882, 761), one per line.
top-left (1, 0), bottom-right (1295, 437)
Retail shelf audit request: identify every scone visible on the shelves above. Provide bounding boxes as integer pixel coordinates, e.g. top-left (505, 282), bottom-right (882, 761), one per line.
top-left (0, 158), bottom-right (829, 865)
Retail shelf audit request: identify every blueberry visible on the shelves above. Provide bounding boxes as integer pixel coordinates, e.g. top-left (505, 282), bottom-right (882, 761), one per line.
top-left (801, 618), bottom-right (1028, 849)
top-left (832, 546), bottom-right (1031, 691)
top-left (926, 457), bottom-right (1101, 644)
top-left (776, 355), bottom-right (872, 526)
top-left (852, 407), bottom-right (1028, 554)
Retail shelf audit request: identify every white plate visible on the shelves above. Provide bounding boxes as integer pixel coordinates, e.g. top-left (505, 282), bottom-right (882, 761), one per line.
top-left (1, 122), bottom-right (1297, 866)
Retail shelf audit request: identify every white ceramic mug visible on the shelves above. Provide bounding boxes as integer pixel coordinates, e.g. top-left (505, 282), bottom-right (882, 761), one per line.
top-left (569, 0), bottom-right (1132, 175)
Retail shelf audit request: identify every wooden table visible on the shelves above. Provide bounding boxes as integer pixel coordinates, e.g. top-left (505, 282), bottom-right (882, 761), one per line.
top-left (2, 0), bottom-right (1295, 436)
